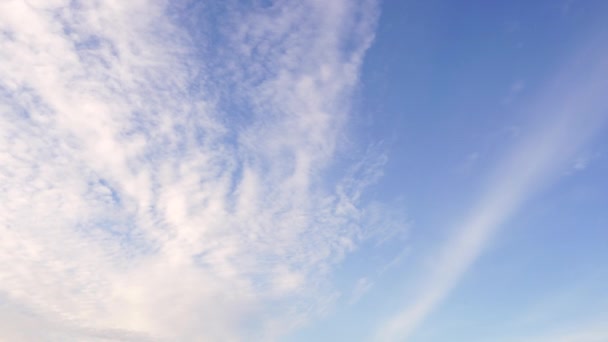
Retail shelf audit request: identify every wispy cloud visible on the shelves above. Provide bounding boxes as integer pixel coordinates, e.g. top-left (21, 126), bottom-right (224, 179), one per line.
top-left (349, 277), bottom-right (374, 306)
top-left (0, 0), bottom-right (391, 340)
top-left (375, 35), bottom-right (608, 341)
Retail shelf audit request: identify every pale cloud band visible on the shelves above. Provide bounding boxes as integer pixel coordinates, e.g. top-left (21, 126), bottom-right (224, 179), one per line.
top-left (375, 33), bottom-right (608, 341)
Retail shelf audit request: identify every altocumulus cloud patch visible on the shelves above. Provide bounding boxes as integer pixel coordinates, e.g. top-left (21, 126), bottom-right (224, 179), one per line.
top-left (0, 0), bottom-right (403, 341)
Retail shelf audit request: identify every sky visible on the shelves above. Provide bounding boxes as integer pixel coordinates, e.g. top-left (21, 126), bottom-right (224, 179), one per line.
top-left (0, 0), bottom-right (607, 341)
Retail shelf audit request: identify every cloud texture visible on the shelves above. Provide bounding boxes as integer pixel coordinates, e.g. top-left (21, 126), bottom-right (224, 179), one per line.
top-left (0, 0), bottom-right (387, 340)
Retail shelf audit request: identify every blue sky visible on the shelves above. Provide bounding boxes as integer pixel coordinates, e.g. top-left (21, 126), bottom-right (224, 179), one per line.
top-left (1, 0), bottom-right (607, 341)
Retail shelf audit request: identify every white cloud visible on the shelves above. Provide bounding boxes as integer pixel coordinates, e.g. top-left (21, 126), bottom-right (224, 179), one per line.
top-left (375, 34), bottom-right (608, 341)
top-left (0, 0), bottom-right (393, 340)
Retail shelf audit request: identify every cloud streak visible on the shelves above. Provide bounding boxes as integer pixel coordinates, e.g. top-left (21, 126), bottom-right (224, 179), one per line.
top-left (0, 0), bottom-right (389, 340)
top-left (376, 34), bottom-right (608, 341)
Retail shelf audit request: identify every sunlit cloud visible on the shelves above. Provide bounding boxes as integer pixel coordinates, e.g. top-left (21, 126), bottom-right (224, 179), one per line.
top-left (0, 0), bottom-right (393, 340)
